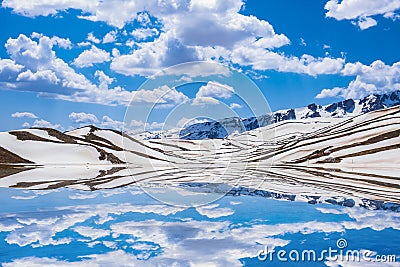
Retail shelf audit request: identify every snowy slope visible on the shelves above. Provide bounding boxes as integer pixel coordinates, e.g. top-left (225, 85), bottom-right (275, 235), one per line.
top-left (0, 105), bottom-right (399, 204)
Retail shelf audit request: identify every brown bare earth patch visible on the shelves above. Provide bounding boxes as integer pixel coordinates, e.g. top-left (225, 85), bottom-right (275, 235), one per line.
top-left (9, 131), bottom-right (53, 143)
top-left (0, 146), bottom-right (33, 164)
top-left (0, 164), bottom-right (34, 178)
top-left (34, 128), bottom-right (77, 144)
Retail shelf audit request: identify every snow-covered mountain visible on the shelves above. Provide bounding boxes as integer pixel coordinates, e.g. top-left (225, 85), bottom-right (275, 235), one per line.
top-left (275, 90), bottom-right (400, 121)
top-left (178, 114), bottom-right (273, 140)
top-left (154, 91), bottom-right (400, 140)
top-left (0, 106), bottom-right (399, 206)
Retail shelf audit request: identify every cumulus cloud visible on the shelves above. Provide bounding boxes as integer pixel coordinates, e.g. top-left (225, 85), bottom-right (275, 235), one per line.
top-left (94, 70), bottom-right (114, 88)
top-left (77, 41), bottom-right (91, 47)
top-left (73, 226), bottom-right (110, 240)
top-left (69, 112), bottom-right (99, 124)
top-left (192, 96), bottom-right (220, 106)
top-left (130, 85), bottom-right (189, 105)
top-left (325, 0), bottom-right (400, 29)
top-left (73, 45), bottom-right (111, 68)
top-left (0, 33), bottom-right (143, 106)
top-left (5, 33), bottom-right (95, 92)
top-left (17, 69), bottom-right (59, 84)
top-left (176, 117), bottom-right (211, 128)
top-left (195, 81), bottom-right (235, 99)
top-left (111, 32), bottom-right (199, 77)
top-left (353, 16), bottom-right (378, 30)
top-left (100, 116), bottom-right (124, 130)
top-left (86, 32), bottom-right (100, 44)
top-left (109, 4), bottom-right (295, 77)
top-left (189, 81), bottom-right (237, 107)
top-left (102, 30), bottom-right (117, 44)
top-left (316, 87), bottom-right (343, 99)
top-left (129, 120), bottom-right (164, 130)
top-left (1, 0), bottom-right (349, 78)
top-left (32, 119), bottom-right (62, 130)
top-left (131, 28), bottom-right (159, 40)
top-left (11, 112), bottom-right (38, 119)
top-left (1, 0), bottom-right (293, 77)
top-left (231, 49), bottom-right (345, 76)
top-left (316, 60), bottom-right (400, 99)
top-left (21, 122), bottom-right (30, 128)
top-left (195, 204), bottom-right (235, 218)
top-left (0, 58), bottom-right (24, 80)
top-left (229, 103), bottom-right (242, 109)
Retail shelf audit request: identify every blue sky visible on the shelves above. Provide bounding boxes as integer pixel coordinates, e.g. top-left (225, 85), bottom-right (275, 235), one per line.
top-left (0, 0), bottom-right (399, 131)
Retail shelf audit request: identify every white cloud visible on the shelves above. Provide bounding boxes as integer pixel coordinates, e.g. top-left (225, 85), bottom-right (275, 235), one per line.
top-left (192, 96), bottom-right (220, 105)
top-left (354, 16), bottom-right (378, 30)
top-left (102, 30), bottom-right (117, 44)
top-left (196, 81), bottom-right (235, 99)
top-left (29, 32), bottom-right (72, 49)
top-left (316, 60), bottom-right (400, 99)
top-left (22, 122), bottom-right (30, 128)
top-left (111, 31), bottom-right (198, 77)
top-left (32, 119), bottom-right (62, 130)
top-left (11, 112), bottom-right (38, 119)
top-left (136, 11), bottom-right (151, 25)
top-left (17, 69), bottom-right (59, 84)
top-left (94, 70), bottom-right (114, 88)
top-left (229, 103), bottom-right (242, 109)
top-left (87, 32), bottom-right (100, 44)
top-left (73, 226), bottom-right (110, 240)
top-left (196, 204), bottom-right (235, 218)
top-left (73, 45), bottom-right (111, 68)
top-left (176, 117), bottom-right (211, 128)
top-left (130, 85), bottom-right (189, 105)
top-left (384, 11), bottom-right (400, 20)
top-left (1, 0), bottom-right (347, 78)
top-left (231, 49), bottom-right (345, 76)
top-left (69, 112), bottom-right (99, 124)
top-left (154, 61), bottom-right (232, 78)
top-left (111, 48), bottom-right (120, 57)
top-left (325, 0), bottom-right (400, 29)
top-left (48, 35), bottom-right (72, 49)
top-left (77, 41), bottom-right (91, 47)
top-left (5, 33), bottom-right (95, 91)
top-left (129, 120), bottom-right (164, 130)
top-left (69, 192), bottom-right (98, 200)
top-left (100, 116), bottom-right (124, 130)
top-left (2, 34), bottom-right (142, 106)
top-left (0, 58), bottom-right (24, 80)
top-left (131, 28), bottom-right (159, 40)
top-left (316, 87), bottom-right (343, 99)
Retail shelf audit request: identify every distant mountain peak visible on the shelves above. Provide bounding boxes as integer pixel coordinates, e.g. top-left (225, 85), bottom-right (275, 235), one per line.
top-left (173, 90), bottom-right (400, 140)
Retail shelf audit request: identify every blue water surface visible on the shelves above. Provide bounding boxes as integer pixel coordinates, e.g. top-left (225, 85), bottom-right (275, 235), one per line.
top-left (0, 186), bottom-right (398, 266)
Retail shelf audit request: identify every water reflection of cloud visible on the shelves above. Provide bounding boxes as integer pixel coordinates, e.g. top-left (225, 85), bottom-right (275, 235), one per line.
top-left (0, 187), bottom-right (399, 266)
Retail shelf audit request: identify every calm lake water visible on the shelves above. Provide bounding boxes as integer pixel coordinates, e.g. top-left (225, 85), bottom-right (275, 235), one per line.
top-left (0, 186), bottom-right (399, 266)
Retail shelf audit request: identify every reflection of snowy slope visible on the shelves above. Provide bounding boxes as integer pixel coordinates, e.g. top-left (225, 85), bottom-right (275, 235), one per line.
top-left (0, 106), bottom-right (399, 204)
